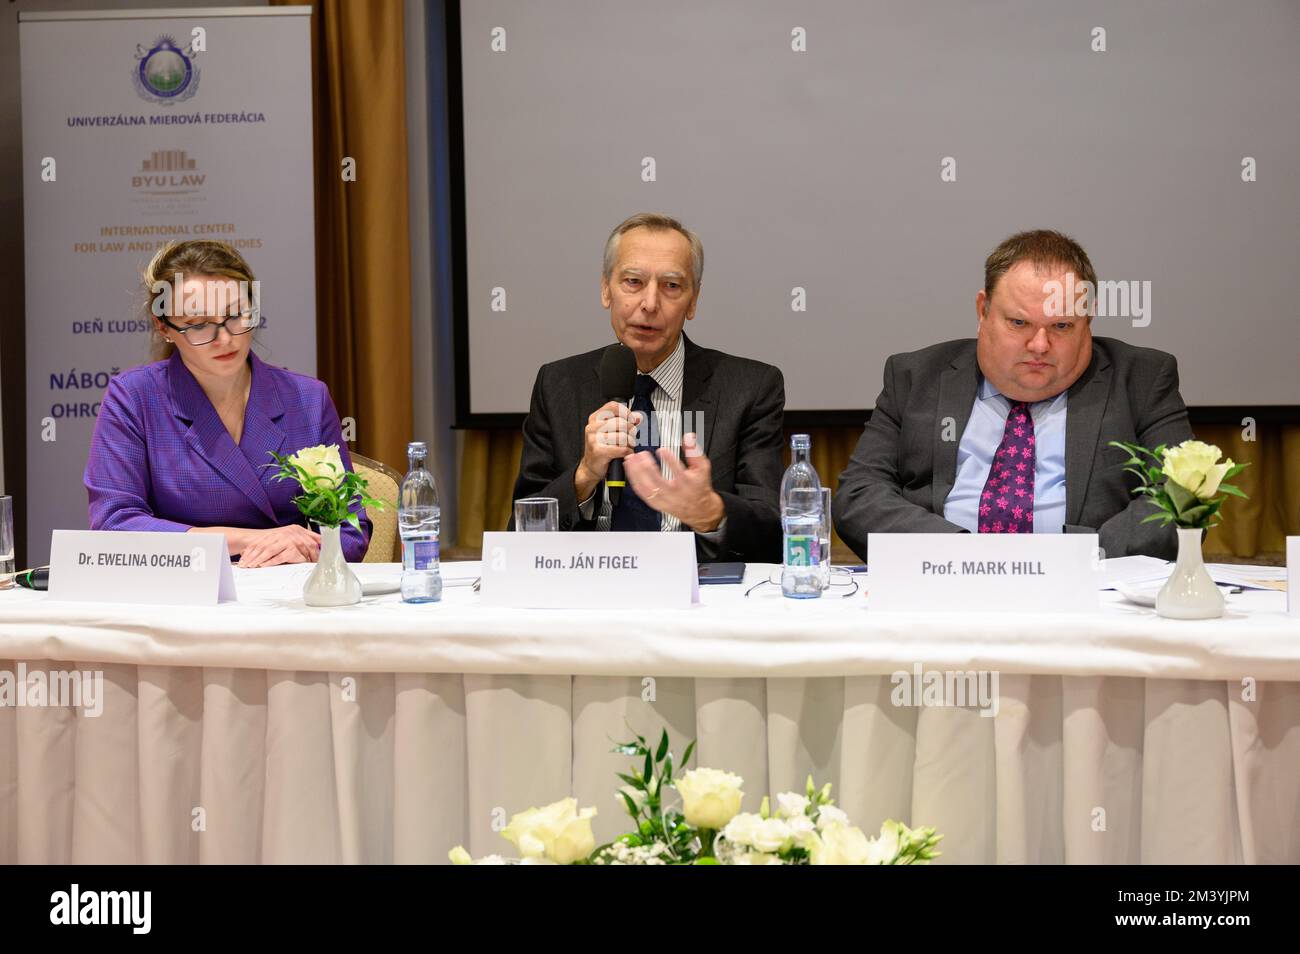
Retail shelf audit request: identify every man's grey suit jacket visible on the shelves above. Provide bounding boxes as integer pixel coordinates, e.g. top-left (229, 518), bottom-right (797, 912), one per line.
top-left (834, 336), bottom-right (1194, 561)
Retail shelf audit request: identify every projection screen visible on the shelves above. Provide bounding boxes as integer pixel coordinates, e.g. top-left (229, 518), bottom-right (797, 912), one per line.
top-left (453, 0), bottom-right (1300, 420)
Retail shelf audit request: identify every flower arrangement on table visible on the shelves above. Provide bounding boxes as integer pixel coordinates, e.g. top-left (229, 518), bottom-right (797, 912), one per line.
top-left (1109, 438), bottom-right (1250, 619)
top-left (268, 444), bottom-right (384, 533)
top-left (266, 444), bottom-right (385, 606)
top-left (1109, 438), bottom-right (1248, 529)
top-left (449, 728), bottom-right (942, 866)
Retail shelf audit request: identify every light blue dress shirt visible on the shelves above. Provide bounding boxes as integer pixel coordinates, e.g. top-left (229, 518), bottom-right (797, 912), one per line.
top-left (943, 377), bottom-right (1068, 534)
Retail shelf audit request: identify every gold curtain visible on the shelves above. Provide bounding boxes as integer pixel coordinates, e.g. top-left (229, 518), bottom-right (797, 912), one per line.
top-left (273, 0), bottom-right (413, 472)
top-left (457, 424), bottom-right (1300, 558)
top-left (1196, 424), bottom-right (1300, 555)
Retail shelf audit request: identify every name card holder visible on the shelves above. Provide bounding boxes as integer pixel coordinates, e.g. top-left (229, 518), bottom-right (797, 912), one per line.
top-left (48, 530), bottom-right (237, 605)
top-left (867, 533), bottom-right (1100, 613)
top-left (479, 531), bottom-right (698, 609)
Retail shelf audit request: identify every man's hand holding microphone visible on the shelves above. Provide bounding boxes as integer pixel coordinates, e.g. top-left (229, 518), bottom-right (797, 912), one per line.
top-left (575, 342), bottom-right (724, 533)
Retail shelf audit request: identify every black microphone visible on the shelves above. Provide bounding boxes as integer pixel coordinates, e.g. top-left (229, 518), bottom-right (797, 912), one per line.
top-left (11, 566), bottom-right (50, 591)
top-left (597, 342), bottom-right (638, 506)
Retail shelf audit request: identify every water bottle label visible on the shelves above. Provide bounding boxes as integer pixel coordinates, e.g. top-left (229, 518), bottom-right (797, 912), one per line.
top-left (784, 534), bottom-right (819, 567)
top-left (410, 540), bottom-right (439, 570)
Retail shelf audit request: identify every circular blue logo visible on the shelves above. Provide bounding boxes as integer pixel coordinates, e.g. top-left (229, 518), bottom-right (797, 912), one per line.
top-left (133, 36), bottom-right (199, 104)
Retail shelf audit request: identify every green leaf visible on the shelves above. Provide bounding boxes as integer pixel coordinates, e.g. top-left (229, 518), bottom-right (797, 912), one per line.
top-left (680, 740), bottom-right (696, 768)
top-left (1164, 478), bottom-right (1197, 515)
top-left (1216, 482), bottom-right (1249, 500)
top-left (616, 772), bottom-right (645, 791)
top-left (655, 730), bottom-right (669, 763)
top-left (663, 752), bottom-right (673, 784)
top-left (619, 791), bottom-right (640, 819)
top-left (611, 743), bottom-right (640, 756)
top-left (1223, 462), bottom-right (1250, 479)
top-left (1141, 511), bottom-right (1174, 525)
top-left (346, 513), bottom-right (360, 530)
top-left (1121, 466), bottom-right (1150, 488)
top-left (1178, 504), bottom-right (1211, 525)
top-left (643, 750), bottom-right (653, 784)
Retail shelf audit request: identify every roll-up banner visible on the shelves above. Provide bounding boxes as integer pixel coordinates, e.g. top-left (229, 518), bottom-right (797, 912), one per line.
top-left (19, 6), bottom-right (316, 563)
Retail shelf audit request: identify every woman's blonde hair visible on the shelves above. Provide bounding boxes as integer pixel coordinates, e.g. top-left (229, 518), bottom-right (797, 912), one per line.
top-left (143, 240), bottom-right (257, 361)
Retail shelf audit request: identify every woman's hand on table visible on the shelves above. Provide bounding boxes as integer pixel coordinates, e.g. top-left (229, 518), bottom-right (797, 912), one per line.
top-left (236, 525), bottom-right (322, 568)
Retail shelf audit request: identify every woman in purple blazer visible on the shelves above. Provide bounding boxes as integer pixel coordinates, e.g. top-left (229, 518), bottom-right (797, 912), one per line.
top-left (85, 241), bottom-right (371, 567)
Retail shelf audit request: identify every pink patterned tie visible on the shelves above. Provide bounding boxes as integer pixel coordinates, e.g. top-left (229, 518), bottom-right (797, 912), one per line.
top-left (978, 401), bottom-right (1035, 533)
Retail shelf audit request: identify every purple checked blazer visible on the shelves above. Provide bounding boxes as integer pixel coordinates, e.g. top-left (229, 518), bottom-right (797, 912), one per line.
top-left (85, 351), bottom-right (371, 561)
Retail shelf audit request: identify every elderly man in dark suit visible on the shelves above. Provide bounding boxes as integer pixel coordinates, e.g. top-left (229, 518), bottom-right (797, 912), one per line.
top-left (511, 212), bottom-right (784, 563)
top-left (835, 229), bottom-right (1194, 561)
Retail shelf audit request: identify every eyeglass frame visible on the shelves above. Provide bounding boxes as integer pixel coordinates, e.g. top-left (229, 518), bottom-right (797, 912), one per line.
top-left (158, 310), bottom-right (259, 346)
top-left (744, 566), bottom-right (860, 598)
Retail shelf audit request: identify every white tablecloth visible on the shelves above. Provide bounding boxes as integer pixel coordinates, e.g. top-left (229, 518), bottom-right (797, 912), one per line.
top-left (1, 562), bottom-right (1297, 864)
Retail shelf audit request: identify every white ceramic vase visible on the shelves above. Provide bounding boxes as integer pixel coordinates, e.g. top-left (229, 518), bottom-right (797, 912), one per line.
top-left (303, 524), bottom-right (362, 607)
top-left (1155, 527), bottom-right (1223, 619)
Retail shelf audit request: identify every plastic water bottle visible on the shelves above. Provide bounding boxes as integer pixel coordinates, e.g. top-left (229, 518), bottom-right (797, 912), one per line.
top-left (399, 441), bottom-right (442, 603)
top-left (780, 434), bottom-right (823, 599)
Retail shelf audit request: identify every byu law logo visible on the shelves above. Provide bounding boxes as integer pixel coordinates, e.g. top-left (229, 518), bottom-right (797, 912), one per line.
top-left (50, 885), bottom-right (151, 934)
top-left (133, 149), bottom-right (205, 195)
top-left (132, 36), bottom-right (200, 105)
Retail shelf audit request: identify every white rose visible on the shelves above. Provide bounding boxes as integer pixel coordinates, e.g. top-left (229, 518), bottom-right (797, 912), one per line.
top-left (866, 821), bottom-right (902, 865)
top-left (809, 822), bottom-right (873, 865)
top-left (501, 805), bottom-right (549, 859)
top-left (1162, 441), bottom-right (1233, 501)
top-left (721, 812), bottom-right (763, 848)
top-left (816, 805), bottom-right (850, 830)
top-left (750, 817), bottom-right (795, 854)
top-left (673, 768), bottom-right (744, 830)
top-left (785, 814), bottom-right (818, 849)
top-left (501, 797), bottom-right (597, 864)
top-left (288, 444), bottom-right (346, 491)
top-left (448, 845), bottom-right (473, 865)
top-left (551, 808), bottom-right (599, 864)
top-left (732, 851), bottom-right (784, 865)
top-left (775, 792), bottom-right (811, 819)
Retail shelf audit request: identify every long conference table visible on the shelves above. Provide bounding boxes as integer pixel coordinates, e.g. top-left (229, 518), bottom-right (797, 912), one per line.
top-left (1, 561), bottom-right (1298, 865)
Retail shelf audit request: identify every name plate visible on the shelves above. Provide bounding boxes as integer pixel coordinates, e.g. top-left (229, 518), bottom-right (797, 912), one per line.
top-left (48, 530), bottom-right (237, 605)
top-left (1289, 537), bottom-right (1299, 617)
top-left (867, 533), bottom-right (1100, 613)
top-left (479, 531), bottom-right (699, 609)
